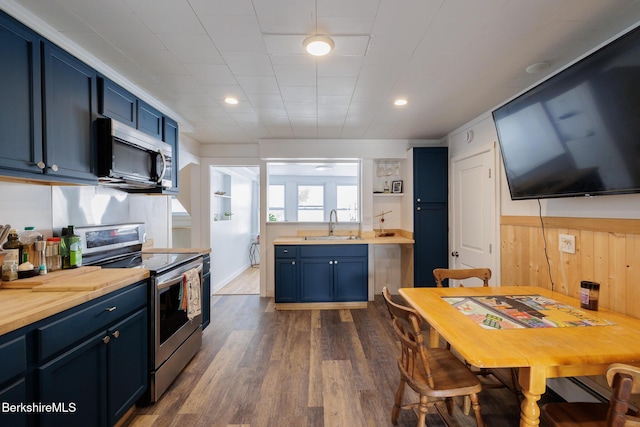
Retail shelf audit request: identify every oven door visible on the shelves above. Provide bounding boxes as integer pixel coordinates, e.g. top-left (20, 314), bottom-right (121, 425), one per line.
top-left (154, 261), bottom-right (203, 369)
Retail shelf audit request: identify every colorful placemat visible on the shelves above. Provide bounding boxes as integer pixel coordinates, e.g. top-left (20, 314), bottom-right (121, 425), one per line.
top-left (442, 294), bottom-right (615, 329)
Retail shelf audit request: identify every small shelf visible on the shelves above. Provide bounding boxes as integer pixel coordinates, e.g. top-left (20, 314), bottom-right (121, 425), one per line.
top-left (373, 192), bottom-right (404, 197)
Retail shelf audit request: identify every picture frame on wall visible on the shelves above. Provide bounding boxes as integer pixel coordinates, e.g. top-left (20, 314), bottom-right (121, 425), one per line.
top-left (392, 180), bottom-right (403, 193)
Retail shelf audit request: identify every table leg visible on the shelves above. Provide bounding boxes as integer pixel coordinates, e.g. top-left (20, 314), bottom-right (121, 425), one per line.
top-left (518, 366), bottom-right (546, 427)
top-left (429, 326), bottom-right (440, 348)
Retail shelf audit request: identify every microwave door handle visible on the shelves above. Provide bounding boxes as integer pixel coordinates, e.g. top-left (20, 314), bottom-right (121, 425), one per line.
top-left (157, 149), bottom-right (167, 184)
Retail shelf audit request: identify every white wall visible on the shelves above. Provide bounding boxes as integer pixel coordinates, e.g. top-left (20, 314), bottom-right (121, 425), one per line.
top-left (209, 167), bottom-right (259, 293)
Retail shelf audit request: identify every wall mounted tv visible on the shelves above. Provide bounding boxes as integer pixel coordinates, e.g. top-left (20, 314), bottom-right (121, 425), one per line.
top-left (492, 24), bottom-right (640, 200)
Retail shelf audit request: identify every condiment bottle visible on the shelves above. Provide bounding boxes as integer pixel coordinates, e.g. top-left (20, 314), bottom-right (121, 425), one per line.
top-left (2, 229), bottom-right (21, 263)
top-left (2, 260), bottom-right (18, 281)
top-left (46, 237), bottom-right (62, 272)
top-left (62, 225), bottom-right (82, 269)
top-left (19, 226), bottom-right (42, 265)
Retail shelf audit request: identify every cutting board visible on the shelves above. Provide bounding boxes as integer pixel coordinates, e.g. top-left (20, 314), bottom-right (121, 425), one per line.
top-left (2, 266), bottom-right (102, 288)
top-left (31, 269), bottom-right (147, 292)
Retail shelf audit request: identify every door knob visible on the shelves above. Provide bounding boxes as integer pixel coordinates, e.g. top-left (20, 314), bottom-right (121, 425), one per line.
top-left (417, 207), bottom-right (421, 211)
top-left (451, 251), bottom-right (459, 257)
top-left (102, 336), bottom-right (110, 344)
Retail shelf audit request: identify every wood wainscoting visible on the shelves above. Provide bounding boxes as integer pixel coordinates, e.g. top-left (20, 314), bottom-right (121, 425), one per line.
top-left (500, 216), bottom-right (640, 319)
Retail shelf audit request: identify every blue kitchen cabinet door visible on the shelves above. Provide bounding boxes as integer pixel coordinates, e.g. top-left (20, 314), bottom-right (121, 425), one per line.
top-left (275, 258), bottom-right (299, 302)
top-left (162, 116), bottom-right (180, 193)
top-left (333, 257), bottom-right (368, 301)
top-left (137, 100), bottom-right (163, 139)
top-left (300, 257), bottom-right (334, 302)
top-left (413, 147), bottom-right (448, 204)
top-left (107, 308), bottom-right (148, 427)
top-left (99, 77), bottom-right (136, 127)
top-left (38, 330), bottom-right (108, 427)
top-left (0, 11), bottom-right (44, 175)
top-left (0, 379), bottom-right (27, 427)
top-left (42, 41), bottom-right (97, 183)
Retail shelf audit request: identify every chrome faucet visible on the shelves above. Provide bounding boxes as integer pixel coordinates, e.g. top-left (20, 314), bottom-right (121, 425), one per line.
top-left (328, 209), bottom-right (338, 236)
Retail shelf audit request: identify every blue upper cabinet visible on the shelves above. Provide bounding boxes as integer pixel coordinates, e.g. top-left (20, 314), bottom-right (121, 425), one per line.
top-left (137, 99), bottom-right (163, 139)
top-left (98, 77), bottom-right (136, 127)
top-left (42, 41), bottom-right (98, 183)
top-left (163, 116), bottom-right (179, 193)
top-left (0, 11), bottom-right (97, 184)
top-left (0, 12), bottom-right (44, 176)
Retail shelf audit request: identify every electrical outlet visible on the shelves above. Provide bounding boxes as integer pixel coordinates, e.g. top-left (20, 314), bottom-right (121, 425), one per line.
top-left (559, 234), bottom-right (576, 254)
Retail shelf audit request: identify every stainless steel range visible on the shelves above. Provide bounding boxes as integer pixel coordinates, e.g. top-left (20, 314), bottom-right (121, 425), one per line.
top-left (76, 223), bottom-right (203, 404)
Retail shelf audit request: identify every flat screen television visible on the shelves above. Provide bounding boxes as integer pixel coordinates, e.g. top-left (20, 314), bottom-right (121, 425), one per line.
top-left (492, 24), bottom-right (640, 200)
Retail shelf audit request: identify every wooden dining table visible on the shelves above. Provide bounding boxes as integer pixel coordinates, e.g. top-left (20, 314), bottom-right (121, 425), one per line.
top-left (399, 285), bottom-right (640, 427)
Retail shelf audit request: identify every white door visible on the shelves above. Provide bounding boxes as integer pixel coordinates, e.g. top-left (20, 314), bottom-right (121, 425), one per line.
top-left (450, 148), bottom-right (497, 286)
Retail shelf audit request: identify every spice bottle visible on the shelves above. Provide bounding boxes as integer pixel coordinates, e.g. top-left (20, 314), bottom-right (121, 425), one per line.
top-left (2, 229), bottom-right (21, 263)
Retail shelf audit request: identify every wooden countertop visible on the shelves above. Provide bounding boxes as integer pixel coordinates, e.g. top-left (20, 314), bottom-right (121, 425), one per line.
top-left (0, 268), bottom-right (150, 337)
top-left (273, 235), bottom-right (414, 245)
top-left (143, 247), bottom-right (212, 254)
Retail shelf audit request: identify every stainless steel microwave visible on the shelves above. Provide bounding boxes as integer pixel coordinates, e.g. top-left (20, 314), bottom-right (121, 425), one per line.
top-left (96, 117), bottom-right (173, 191)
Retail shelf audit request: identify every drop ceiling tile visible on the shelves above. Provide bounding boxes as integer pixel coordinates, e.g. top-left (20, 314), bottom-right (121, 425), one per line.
top-left (317, 77), bottom-right (357, 96)
top-left (186, 64), bottom-right (237, 86)
top-left (280, 86), bottom-right (316, 103)
top-left (199, 14), bottom-right (265, 53)
top-left (124, 0), bottom-right (205, 35)
top-left (273, 62), bottom-right (316, 86)
top-left (156, 34), bottom-right (225, 65)
top-left (222, 52), bottom-right (275, 76)
top-left (285, 102), bottom-right (317, 117)
top-left (252, 0), bottom-right (315, 34)
top-left (189, 0), bottom-right (256, 16)
top-left (236, 76), bottom-right (281, 94)
top-left (317, 56), bottom-right (363, 77)
top-left (246, 94), bottom-right (286, 109)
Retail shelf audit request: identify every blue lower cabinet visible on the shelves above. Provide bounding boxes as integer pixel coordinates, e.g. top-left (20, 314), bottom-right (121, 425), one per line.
top-left (39, 330), bottom-right (108, 427)
top-left (0, 379), bottom-right (28, 427)
top-left (276, 244), bottom-right (367, 303)
top-left (108, 308), bottom-right (148, 426)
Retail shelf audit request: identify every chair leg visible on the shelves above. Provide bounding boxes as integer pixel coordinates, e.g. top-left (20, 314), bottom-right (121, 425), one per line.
top-left (468, 393), bottom-right (484, 427)
top-left (391, 378), bottom-right (405, 425)
top-left (445, 396), bottom-right (455, 415)
top-left (463, 395), bottom-right (471, 415)
top-left (417, 394), bottom-right (429, 427)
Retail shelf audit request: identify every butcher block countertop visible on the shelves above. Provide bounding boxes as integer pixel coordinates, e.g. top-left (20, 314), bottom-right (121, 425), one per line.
top-left (273, 230), bottom-right (414, 245)
top-left (0, 267), bottom-right (150, 336)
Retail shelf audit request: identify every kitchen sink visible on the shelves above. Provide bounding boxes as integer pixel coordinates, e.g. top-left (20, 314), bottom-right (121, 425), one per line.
top-left (304, 235), bottom-right (362, 241)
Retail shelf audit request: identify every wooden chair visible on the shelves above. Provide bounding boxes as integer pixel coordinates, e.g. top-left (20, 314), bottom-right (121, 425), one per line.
top-left (433, 268), bottom-right (491, 288)
top-left (541, 363), bottom-right (640, 427)
top-left (381, 287), bottom-right (485, 427)
top-left (432, 268), bottom-right (521, 411)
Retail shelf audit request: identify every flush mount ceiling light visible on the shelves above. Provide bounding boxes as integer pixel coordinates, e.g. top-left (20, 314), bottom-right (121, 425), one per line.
top-left (303, 36), bottom-right (334, 56)
top-left (394, 98), bottom-right (408, 106)
top-left (224, 97), bottom-right (239, 105)
top-left (525, 61), bottom-right (550, 74)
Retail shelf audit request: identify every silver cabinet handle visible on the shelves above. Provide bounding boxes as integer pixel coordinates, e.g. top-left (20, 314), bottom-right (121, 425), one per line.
top-left (283, 249), bottom-right (288, 253)
top-left (334, 260), bottom-right (338, 264)
top-left (105, 306), bottom-right (117, 312)
top-left (329, 260), bottom-right (333, 265)
top-left (416, 197), bottom-right (421, 202)
top-left (50, 164), bottom-right (59, 172)
top-left (37, 161), bottom-right (46, 169)
top-left (417, 207), bottom-right (421, 211)
top-left (291, 260), bottom-right (295, 265)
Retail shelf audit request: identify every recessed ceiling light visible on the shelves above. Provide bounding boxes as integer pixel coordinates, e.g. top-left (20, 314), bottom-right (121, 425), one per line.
top-left (303, 36), bottom-right (334, 56)
top-left (394, 99), bottom-right (408, 106)
top-left (224, 97), bottom-right (239, 105)
top-left (525, 61), bottom-right (550, 74)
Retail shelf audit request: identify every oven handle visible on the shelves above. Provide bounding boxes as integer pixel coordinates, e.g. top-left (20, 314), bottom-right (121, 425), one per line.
top-left (157, 264), bottom-right (203, 290)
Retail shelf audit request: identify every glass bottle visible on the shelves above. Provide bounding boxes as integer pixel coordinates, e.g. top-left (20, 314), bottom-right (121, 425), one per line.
top-left (62, 225), bottom-right (82, 269)
top-left (2, 229), bottom-right (21, 263)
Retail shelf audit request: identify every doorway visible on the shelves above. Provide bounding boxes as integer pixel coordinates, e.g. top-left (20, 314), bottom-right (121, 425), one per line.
top-left (450, 147), bottom-right (497, 285)
top-left (210, 166), bottom-right (260, 295)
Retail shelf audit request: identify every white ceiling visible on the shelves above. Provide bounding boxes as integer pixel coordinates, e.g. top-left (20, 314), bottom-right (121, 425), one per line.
top-left (6, 0), bottom-right (640, 144)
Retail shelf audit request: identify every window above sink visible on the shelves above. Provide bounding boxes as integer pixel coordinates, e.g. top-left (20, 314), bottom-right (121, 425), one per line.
top-left (267, 162), bottom-right (360, 223)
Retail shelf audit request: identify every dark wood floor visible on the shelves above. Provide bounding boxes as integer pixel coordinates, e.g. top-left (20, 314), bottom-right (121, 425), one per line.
top-left (126, 294), bottom-right (552, 427)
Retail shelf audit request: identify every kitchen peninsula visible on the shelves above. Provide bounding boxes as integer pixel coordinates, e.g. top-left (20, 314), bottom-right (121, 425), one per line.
top-left (273, 230), bottom-right (414, 309)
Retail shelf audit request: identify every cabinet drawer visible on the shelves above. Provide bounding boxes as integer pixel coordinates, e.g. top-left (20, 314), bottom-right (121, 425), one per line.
top-left (275, 246), bottom-right (298, 258)
top-left (300, 244), bottom-right (367, 258)
top-left (38, 282), bottom-right (147, 361)
top-left (0, 336), bottom-right (26, 385)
